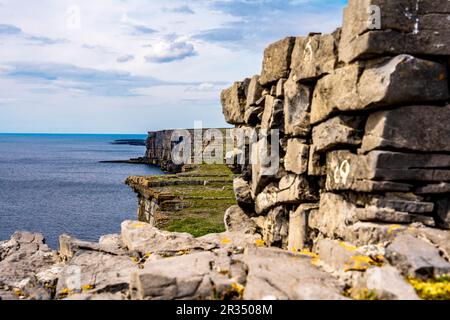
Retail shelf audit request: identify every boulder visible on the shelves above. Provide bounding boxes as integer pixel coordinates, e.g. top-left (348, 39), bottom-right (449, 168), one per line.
top-left (120, 221), bottom-right (216, 256)
top-left (361, 105), bottom-right (450, 153)
top-left (224, 205), bottom-right (258, 235)
top-left (290, 31), bottom-right (340, 82)
top-left (56, 251), bottom-right (138, 297)
top-left (311, 55), bottom-right (449, 124)
top-left (385, 234), bottom-right (450, 278)
top-left (0, 232), bottom-right (57, 291)
top-left (260, 37), bottom-right (296, 86)
top-left (130, 251), bottom-right (245, 300)
top-left (312, 115), bottom-right (365, 153)
top-left (262, 206), bottom-right (289, 248)
top-left (221, 79), bottom-right (250, 125)
top-left (242, 247), bottom-right (346, 300)
top-left (339, 0), bottom-right (450, 62)
top-left (233, 177), bottom-right (253, 207)
top-left (59, 234), bottom-right (127, 260)
top-left (364, 266), bottom-right (420, 300)
top-left (284, 78), bottom-right (313, 137)
top-left (284, 139), bottom-right (309, 175)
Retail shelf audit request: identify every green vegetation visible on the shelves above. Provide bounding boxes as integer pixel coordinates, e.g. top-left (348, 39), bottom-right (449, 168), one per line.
top-left (129, 164), bottom-right (237, 238)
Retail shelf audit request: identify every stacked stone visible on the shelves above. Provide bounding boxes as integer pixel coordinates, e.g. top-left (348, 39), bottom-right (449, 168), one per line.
top-left (221, 0), bottom-right (450, 251)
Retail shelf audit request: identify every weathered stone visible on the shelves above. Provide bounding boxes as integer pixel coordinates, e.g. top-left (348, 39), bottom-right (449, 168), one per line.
top-left (251, 136), bottom-right (281, 196)
top-left (355, 207), bottom-right (435, 227)
top-left (308, 193), bottom-right (416, 245)
top-left (370, 198), bottom-right (434, 214)
top-left (56, 251), bottom-right (138, 297)
top-left (121, 221), bottom-right (216, 256)
top-left (362, 105), bottom-right (450, 153)
top-left (308, 146), bottom-right (327, 176)
top-left (290, 31), bottom-right (340, 82)
top-left (284, 78), bottom-right (312, 137)
top-left (233, 177), bottom-right (253, 207)
top-left (242, 247), bottom-right (346, 300)
top-left (364, 266), bottom-right (419, 300)
top-left (326, 151), bottom-right (450, 192)
top-left (386, 234), bottom-right (450, 278)
top-left (59, 234), bottom-right (126, 260)
top-left (263, 206), bottom-right (289, 248)
top-left (246, 75), bottom-right (263, 108)
top-left (339, 0), bottom-right (450, 63)
top-left (315, 239), bottom-right (357, 272)
top-left (130, 251), bottom-right (244, 300)
top-left (244, 106), bottom-right (263, 126)
top-left (311, 55), bottom-right (449, 124)
top-left (284, 139), bottom-right (309, 175)
top-left (255, 175), bottom-right (318, 214)
top-left (224, 205), bottom-right (257, 235)
top-left (416, 183), bottom-right (450, 195)
top-left (221, 79), bottom-right (250, 125)
top-left (261, 95), bottom-right (284, 130)
top-left (0, 232), bottom-right (57, 291)
top-left (288, 204), bottom-right (318, 251)
top-left (275, 78), bottom-right (286, 98)
top-left (435, 197), bottom-right (450, 229)
top-left (260, 37), bottom-right (296, 86)
top-left (312, 115), bottom-right (364, 153)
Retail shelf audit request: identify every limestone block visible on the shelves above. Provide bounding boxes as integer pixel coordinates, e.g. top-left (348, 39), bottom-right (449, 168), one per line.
top-left (339, 0), bottom-right (450, 62)
top-left (261, 95), bottom-right (284, 130)
top-left (290, 30), bottom-right (340, 82)
top-left (221, 79), bottom-right (250, 125)
top-left (311, 55), bottom-right (449, 124)
top-left (260, 37), bottom-right (296, 86)
top-left (284, 78), bottom-right (313, 136)
top-left (284, 139), bottom-right (309, 175)
top-left (312, 115), bottom-right (365, 153)
top-left (288, 204), bottom-right (319, 252)
top-left (246, 75), bottom-right (263, 108)
top-left (361, 105), bottom-right (450, 153)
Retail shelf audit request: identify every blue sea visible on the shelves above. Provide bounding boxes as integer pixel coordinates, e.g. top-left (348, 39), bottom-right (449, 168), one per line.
top-left (0, 134), bottom-right (162, 248)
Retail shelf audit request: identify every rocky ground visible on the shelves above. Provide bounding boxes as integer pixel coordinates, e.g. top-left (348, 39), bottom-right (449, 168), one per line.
top-left (1, 205), bottom-right (449, 300)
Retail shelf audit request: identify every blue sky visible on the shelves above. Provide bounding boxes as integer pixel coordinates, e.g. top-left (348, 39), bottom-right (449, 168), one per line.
top-left (0, 0), bottom-right (347, 133)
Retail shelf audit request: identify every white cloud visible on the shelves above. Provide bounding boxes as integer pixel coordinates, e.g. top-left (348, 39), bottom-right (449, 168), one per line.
top-left (144, 34), bottom-right (197, 63)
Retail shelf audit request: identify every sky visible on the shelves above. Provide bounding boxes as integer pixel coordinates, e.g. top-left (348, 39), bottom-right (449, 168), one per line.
top-left (0, 0), bottom-right (347, 134)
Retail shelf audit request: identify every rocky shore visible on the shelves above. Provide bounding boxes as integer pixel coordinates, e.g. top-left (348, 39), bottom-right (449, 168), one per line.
top-left (1, 0), bottom-right (450, 300)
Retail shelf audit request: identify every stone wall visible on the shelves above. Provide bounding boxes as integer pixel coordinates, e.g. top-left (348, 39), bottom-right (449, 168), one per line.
top-left (144, 128), bottom-right (229, 172)
top-left (221, 0), bottom-right (450, 251)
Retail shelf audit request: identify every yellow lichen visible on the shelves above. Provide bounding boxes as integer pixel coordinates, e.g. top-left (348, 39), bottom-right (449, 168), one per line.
top-left (339, 241), bottom-right (358, 252)
top-left (345, 288), bottom-right (379, 300)
top-left (13, 288), bottom-right (24, 297)
top-left (176, 249), bottom-right (191, 256)
top-left (231, 283), bottom-right (245, 298)
top-left (221, 238), bottom-right (232, 245)
top-left (344, 255), bottom-right (384, 272)
top-left (131, 222), bottom-right (148, 229)
top-left (81, 284), bottom-right (94, 292)
top-left (254, 239), bottom-right (266, 247)
top-left (144, 252), bottom-right (152, 259)
top-left (408, 276), bottom-right (450, 300)
top-left (387, 225), bottom-right (404, 235)
top-left (298, 249), bottom-right (321, 265)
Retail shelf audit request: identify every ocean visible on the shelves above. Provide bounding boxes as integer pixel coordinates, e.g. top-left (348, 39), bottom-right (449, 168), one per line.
top-left (0, 134), bottom-right (163, 248)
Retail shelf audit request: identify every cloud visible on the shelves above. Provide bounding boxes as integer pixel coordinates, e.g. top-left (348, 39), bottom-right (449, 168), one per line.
top-left (185, 82), bottom-right (225, 92)
top-left (120, 13), bottom-right (158, 36)
top-left (2, 63), bottom-right (166, 96)
top-left (116, 54), bottom-right (135, 63)
top-left (0, 23), bottom-right (66, 45)
top-left (144, 35), bottom-right (197, 63)
top-left (163, 5), bottom-right (195, 14)
top-left (0, 24), bottom-right (21, 35)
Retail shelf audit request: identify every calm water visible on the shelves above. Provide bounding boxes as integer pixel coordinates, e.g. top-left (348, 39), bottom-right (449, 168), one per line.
top-left (0, 134), bottom-right (162, 248)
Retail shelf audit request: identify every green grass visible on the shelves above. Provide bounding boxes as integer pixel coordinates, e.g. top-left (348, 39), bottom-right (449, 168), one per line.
top-left (166, 217), bottom-right (226, 237)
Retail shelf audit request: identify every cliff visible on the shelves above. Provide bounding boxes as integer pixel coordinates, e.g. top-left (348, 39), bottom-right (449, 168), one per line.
top-left (1, 0), bottom-right (450, 301)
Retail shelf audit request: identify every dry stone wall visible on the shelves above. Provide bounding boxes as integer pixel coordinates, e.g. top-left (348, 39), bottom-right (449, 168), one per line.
top-left (221, 0), bottom-right (450, 251)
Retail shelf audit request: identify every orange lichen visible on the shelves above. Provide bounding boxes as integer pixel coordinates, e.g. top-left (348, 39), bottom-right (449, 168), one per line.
top-left (254, 239), bottom-right (266, 247)
top-left (221, 238), bottom-right (232, 245)
top-left (344, 255), bottom-right (384, 272)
